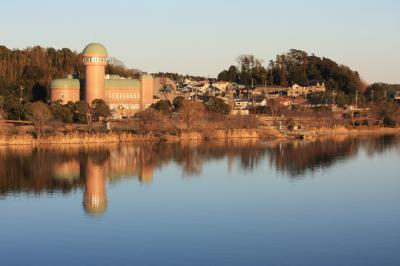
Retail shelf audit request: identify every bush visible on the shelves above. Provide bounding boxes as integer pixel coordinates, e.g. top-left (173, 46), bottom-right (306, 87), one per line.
top-left (173, 96), bottom-right (185, 111)
top-left (179, 100), bottom-right (206, 130)
top-left (151, 100), bottom-right (173, 115)
top-left (206, 97), bottom-right (231, 115)
top-left (91, 99), bottom-right (110, 120)
top-left (50, 102), bottom-right (73, 123)
top-left (73, 101), bottom-right (90, 124)
top-left (135, 109), bottom-right (173, 135)
top-left (383, 115), bottom-right (397, 127)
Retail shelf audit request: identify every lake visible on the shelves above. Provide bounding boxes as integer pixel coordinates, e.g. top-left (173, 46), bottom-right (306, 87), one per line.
top-left (1, 135), bottom-right (399, 266)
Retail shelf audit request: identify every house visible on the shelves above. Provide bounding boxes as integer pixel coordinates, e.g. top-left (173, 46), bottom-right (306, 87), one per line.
top-left (274, 96), bottom-right (306, 107)
top-left (288, 84), bottom-right (305, 97)
top-left (153, 77), bottom-right (177, 95)
top-left (254, 98), bottom-right (267, 107)
top-left (212, 81), bottom-right (230, 93)
top-left (253, 86), bottom-right (289, 97)
top-left (287, 82), bottom-right (326, 97)
top-left (234, 99), bottom-right (251, 110)
top-left (394, 92), bottom-right (400, 102)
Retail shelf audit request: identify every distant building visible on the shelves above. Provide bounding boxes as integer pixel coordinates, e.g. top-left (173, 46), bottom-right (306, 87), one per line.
top-left (288, 82), bottom-right (326, 97)
top-left (274, 96), bottom-right (307, 106)
top-left (50, 43), bottom-right (154, 118)
top-left (212, 81), bottom-right (230, 93)
top-left (253, 86), bottom-right (289, 97)
top-left (153, 77), bottom-right (177, 95)
top-left (394, 92), bottom-right (400, 102)
top-left (234, 99), bottom-right (251, 110)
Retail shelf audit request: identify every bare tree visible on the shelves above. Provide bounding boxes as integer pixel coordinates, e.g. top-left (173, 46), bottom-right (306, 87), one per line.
top-left (26, 101), bottom-right (53, 139)
top-left (179, 100), bottom-right (205, 131)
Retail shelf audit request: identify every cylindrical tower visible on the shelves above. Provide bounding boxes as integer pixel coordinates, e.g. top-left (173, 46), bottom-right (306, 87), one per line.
top-left (82, 43), bottom-right (108, 105)
top-left (140, 74), bottom-right (154, 110)
top-left (50, 77), bottom-right (80, 104)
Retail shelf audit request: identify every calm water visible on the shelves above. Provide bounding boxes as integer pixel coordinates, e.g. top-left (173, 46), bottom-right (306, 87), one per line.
top-left (1, 136), bottom-right (400, 266)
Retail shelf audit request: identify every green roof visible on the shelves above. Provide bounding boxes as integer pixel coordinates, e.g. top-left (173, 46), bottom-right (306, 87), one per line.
top-left (105, 79), bottom-right (140, 89)
top-left (50, 79), bottom-right (80, 89)
top-left (83, 43), bottom-right (108, 57)
top-left (141, 74), bottom-right (153, 80)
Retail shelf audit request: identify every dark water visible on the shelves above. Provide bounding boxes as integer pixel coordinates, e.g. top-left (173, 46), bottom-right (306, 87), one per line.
top-left (1, 135), bottom-right (400, 266)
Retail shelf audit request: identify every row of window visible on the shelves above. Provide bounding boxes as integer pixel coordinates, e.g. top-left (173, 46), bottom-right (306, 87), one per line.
top-left (83, 57), bottom-right (107, 63)
top-left (110, 104), bottom-right (140, 110)
top-left (107, 92), bottom-right (141, 99)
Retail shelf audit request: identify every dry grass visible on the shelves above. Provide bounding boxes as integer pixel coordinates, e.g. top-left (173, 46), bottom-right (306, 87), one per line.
top-left (0, 132), bottom-right (158, 146)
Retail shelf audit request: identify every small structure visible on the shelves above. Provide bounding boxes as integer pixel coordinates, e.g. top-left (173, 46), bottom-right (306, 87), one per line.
top-left (394, 92), bottom-right (400, 102)
top-left (234, 99), bottom-right (251, 110)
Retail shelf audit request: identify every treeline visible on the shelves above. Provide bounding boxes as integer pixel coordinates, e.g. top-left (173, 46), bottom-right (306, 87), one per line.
top-left (217, 49), bottom-right (366, 94)
top-left (151, 72), bottom-right (206, 83)
top-left (0, 45), bottom-right (83, 101)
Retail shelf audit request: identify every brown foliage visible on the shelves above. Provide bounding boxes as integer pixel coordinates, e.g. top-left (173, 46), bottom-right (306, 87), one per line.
top-left (25, 101), bottom-right (53, 139)
top-left (179, 100), bottom-right (206, 131)
top-left (135, 109), bottom-right (173, 135)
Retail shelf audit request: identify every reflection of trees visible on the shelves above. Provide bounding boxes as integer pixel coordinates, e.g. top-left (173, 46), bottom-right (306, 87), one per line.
top-left (267, 137), bottom-right (358, 177)
top-left (0, 135), bottom-right (399, 195)
top-left (363, 134), bottom-right (400, 157)
top-left (267, 135), bottom-right (400, 177)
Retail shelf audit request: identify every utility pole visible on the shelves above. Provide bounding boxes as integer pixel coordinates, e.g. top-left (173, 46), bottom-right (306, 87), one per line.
top-left (19, 86), bottom-right (24, 121)
top-left (332, 90), bottom-right (336, 106)
top-left (355, 90), bottom-right (358, 110)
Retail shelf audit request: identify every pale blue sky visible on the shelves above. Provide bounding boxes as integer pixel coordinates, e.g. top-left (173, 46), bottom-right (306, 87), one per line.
top-left (1, 0), bottom-right (399, 83)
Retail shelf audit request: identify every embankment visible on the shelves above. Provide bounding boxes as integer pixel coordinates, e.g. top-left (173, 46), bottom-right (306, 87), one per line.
top-left (1, 127), bottom-right (400, 146)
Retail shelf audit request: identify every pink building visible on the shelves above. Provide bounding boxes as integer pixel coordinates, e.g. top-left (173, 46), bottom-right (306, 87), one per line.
top-left (50, 43), bottom-right (154, 118)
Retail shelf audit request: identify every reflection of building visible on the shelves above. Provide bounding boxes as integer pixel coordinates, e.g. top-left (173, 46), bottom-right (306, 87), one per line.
top-left (44, 145), bottom-right (157, 215)
top-left (82, 159), bottom-right (108, 217)
top-left (50, 43), bottom-right (154, 117)
top-left (139, 162), bottom-right (153, 184)
top-left (52, 161), bottom-right (80, 183)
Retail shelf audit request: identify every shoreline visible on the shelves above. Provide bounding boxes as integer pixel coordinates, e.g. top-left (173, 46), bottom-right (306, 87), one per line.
top-left (1, 127), bottom-right (400, 146)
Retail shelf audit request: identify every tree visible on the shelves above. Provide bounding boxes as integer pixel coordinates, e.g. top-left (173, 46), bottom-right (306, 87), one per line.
top-left (151, 100), bottom-right (173, 115)
top-left (50, 101), bottom-right (73, 123)
top-left (0, 95), bottom-right (6, 119)
top-left (25, 101), bottom-right (53, 139)
top-left (135, 108), bottom-right (172, 135)
top-left (3, 95), bottom-right (25, 120)
top-left (73, 101), bottom-right (90, 124)
top-left (218, 50), bottom-right (365, 99)
top-left (179, 100), bottom-right (205, 130)
top-left (206, 97), bottom-right (231, 115)
top-left (173, 96), bottom-right (185, 111)
top-left (0, 44), bottom-right (83, 102)
top-left (91, 99), bottom-right (110, 121)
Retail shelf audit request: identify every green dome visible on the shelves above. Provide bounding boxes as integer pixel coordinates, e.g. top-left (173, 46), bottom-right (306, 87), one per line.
top-left (83, 43), bottom-right (108, 57)
top-left (105, 79), bottom-right (140, 89)
top-left (141, 74), bottom-right (153, 80)
top-left (50, 79), bottom-right (80, 89)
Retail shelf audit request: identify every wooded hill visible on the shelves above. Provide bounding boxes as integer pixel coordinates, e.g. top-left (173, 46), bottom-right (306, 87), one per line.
top-left (218, 49), bottom-right (368, 95)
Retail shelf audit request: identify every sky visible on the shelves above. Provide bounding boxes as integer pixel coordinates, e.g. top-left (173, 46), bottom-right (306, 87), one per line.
top-left (0, 0), bottom-right (399, 84)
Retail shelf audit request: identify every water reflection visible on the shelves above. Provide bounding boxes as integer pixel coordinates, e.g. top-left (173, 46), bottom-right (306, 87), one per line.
top-left (0, 134), bottom-right (399, 215)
